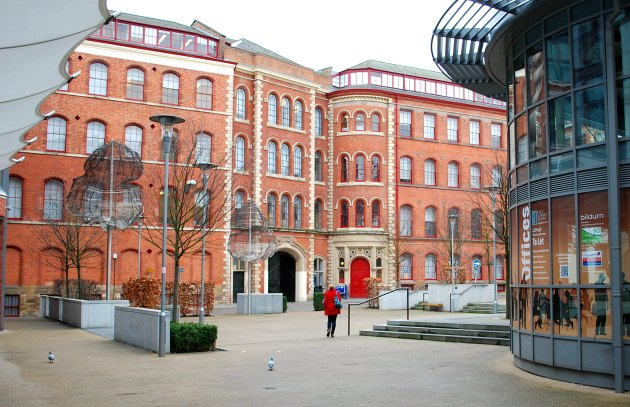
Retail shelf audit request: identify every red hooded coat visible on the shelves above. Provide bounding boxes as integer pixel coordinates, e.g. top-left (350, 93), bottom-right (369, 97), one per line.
top-left (323, 289), bottom-right (342, 316)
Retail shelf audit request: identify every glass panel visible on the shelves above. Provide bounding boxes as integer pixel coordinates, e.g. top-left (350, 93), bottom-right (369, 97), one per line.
top-left (509, 122), bottom-right (516, 169)
top-left (511, 287), bottom-right (519, 328)
top-left (530, 159), bottom-right (548, 178)
top-left (130, 25), bottom-right (143, 43)
top-left (552, 288), bottom-right (578, 336)
top-left (545, 10), bottom-right (567, 34)
top-left (514, 55), bottom-right (526, 113)
top-left (197, 37), bottom-right (208, 54)
top-left (580, 288), bottom-right (612, 339)
top-left (615, 14), bottom-right (630, 77)
top-left (531, 200), bottom-right (550, 285)
top-left (158, 30), bottom-right (170, 47)
top-left (578, 191), bottom-right (610, 283)
top-left (620, 140), bottom-right (630, 160)
top-left (172, 32), bottom-right (183, 49)
top-left (517, 204), bottom-right (532, 284)
top-left (552, 195), bottom-right (577, 284)
top-left (549, 95), bottom-right (573, 151)
top-left (529, 104), bottom-right (547, 158)
top-left (533, 288), bottom-right (551, 333)
top-left (575, 85), bottom-right (605, 145)
top-left (550, 152), bottom-right (574, 173)
top-left (621, 189), bottom-right (630, 284)
top-left (572, 18), bottom-right (603, 86)
top-left (516, 165), bottom-right (529, 184)
top-left (527, 42), bottom-right (545, 104)
top-left (507, 66), bottom-right (514, 120)
top-left (546, 32), bottom-right (571, 96)
top-left (511, 209), bottom-right (519, 285)
top-left (618, 78), bottom-right (630, 138)
top-left (116, 22), bottom-right (129, 40)
top-left (624, 285), bottom-right (630, 340)
top-left (518, 288), bottom-right (532, 331)
top-left (516, 114), bottom-right (528, 164)
top-left (144, 28), bottom-right (157, 45)
top-left (577, 144), bottom-right (607, 167)
top-left (184, 35), bottom-right (195, 51)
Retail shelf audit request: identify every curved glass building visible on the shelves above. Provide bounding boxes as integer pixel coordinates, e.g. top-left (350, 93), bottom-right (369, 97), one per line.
top-left (434, 0), bottom-right (630, 392)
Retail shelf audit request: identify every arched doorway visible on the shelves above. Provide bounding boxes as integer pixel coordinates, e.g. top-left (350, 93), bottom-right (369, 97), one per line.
top-left (350, 258), bottom-right (370, 298)
top-left (268, 251), bottom-right (296, 302)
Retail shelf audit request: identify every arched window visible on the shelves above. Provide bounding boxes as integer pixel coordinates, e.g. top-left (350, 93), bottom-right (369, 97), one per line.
top-left (125, 125), bottom-right (143, 157)
top-left (340, 155), bottom-right (349, 182)
top-left (44, 180), bottom-right (64, 220)
top-left (160, 130), bottom-right (178, 162)
top-left (293, 196), bottom-right (302, 229)
top-left (400, 157), bottom-right (412, 183)
top-left (341, 114), bottom-right (349, 131)
top-left (236, 88), bottom-right (246, 120)
top-left (267, 141), bottom-right (277, 174)
top-left (281, 97), bottom-right (290, 127)
top-left (7, 177), bottom-right (22, 219)
top-left (400, 205), bottom-right (412, 236)
top-left (371, 114), bottom-right (380, 131)
top-left (448, 207), bottom-right (460, 237)
top-left (492, 165), bottom-right (502, 187)
top-left (235, 137), bottom-right (245, 171)
top-left (314, 258), bottom-right (325, 290)
top-left (193, 186), bottom-right (208, 226)
top-left (294, 101), bottom-right (303, 130)
top-left (340, 200), bottom-right (349, 227)
top-left (196, 78), bottom-right (213, 109)
top-left (424, 159), bottom-right (436, 185)
top-left (356, 113), bottom-right (365, 131)
top-left (314, 151), bottom-right (323, 182)
top-left (86, 121), bottom-right (105, 154)
top-left (281, 144), bottom-right (290, 176)
top-left (195, 133), bottom-right (211, 165)
top-left (162, 73), bottom-right (179, 105)
top-left (400, 254), bottom-right (412, 280)
top-left (371, 200), bottom-right (381, 227)
top-left (268, 94), bottom-right (277, 124)
top-left (293, 146), bottom-right (302, 177)
top-left (425, 206), bottom-right (436, 237)
top-left (89, 62), bottom-right (107, 95)
top-left (315, 107), bottom-right (323, 136)
top-left (472, 255), bottom-right (483, 279)
top-left (267, 194), bottom-right (277, 227)
top-left (355, 200), bottom-right (365, 227)
top-left (448, 161), bottom-right (459, 187)
top-left (425, 254), bottom-right (437, 279)
top-left (281, 195), bottom-right (290, 228)
top-left (470, 164), bottom-right (481, 189)
top-left (371, 156), bottom-right (380, 182)
top-left (46, 117), bottom-right (66, 151)
top-left (356, 155), bottom-right (365, 181)
top-left (234, 191), bottom-right (244, 209)
top-left (471, 209), bottom-right (482, 239)
top-left (314, 199), bottom-right (323, 230)
top-left (126, 68), bottom-right (144, 100)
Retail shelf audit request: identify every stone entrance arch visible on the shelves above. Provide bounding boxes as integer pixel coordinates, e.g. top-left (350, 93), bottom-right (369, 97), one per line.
top-left (266, 240), bottom-right (308, 302)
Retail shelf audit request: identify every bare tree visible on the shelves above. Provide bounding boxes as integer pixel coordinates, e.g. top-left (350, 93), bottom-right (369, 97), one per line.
top-left (33, 208), bottom-right (104, 298)
top-left (434, 209), bottom-right (469, 284)
top-left (379, 229), bottom-right (412, 288)
top-left (142, 122), bottom-right (252, 321)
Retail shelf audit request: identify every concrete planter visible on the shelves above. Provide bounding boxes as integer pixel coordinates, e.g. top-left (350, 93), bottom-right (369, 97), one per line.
top-left (237, 293), bottom-right (283, 314)
top-left (114, 306), bottom-right (170, 354)
top-left (378, 290), bottom-right (424, 310)
top-left (40, 295), bottom-right (129, 328)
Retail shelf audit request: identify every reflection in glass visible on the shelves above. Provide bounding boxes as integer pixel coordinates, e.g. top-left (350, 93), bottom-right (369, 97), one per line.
top-left (575, 85), bottom-right (605, 145)
top-left (547, 32), bottom-right (570, 95)
top-left (509, 123), bottom-right (516, 169)
top-left (580, 288), bottom-right (611, 339)
top-left (511, 209), bottom-right (519, 285)
top-left (511, 287), bottom-right (519, 328)
top-left (516, 114), bottom-right (528, 164)
top-left (533, 288), bottom-right (551, 333)
top-left (530, 159), bottom-right (548, 178)
top-left (552, 288), bottom-right (578, 336)
top-left (514, 55), bottom-right (526, 113)
top-left (552, 195), bottom-right (577, 284)
top-left (508, 68), bottom-right (514, 120)
top-left (577, 144), bottom-right (607, 167)
top-left (517, 165), bottom-right (529, 184)
top-left (614, 14), bottom-right (630, 77)
top-left (550, 152), bottom-right (574, 173)
top-left (618, 78), bottom-right (630, 139)
top-left (518, 287), bottom-right (530, 331)
top-left (572, 18), bottom-right (603, 86)
top-left (528, 42), bottom-right (545, 104)
top-left (549, 95), bottom-right (573, 151)
top-left (529, 104), bottom-right (547, 158)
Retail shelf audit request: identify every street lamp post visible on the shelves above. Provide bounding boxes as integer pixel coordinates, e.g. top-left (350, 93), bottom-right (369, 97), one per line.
top-left (150, 114), bottom-right (185, 357)
top-left (194, 162), bottom-right (216, 324)
top-left (137, 215), bottom-right (144, 277)
top-left (448, 213), bottom-right (458, 312)
top-left (489, 187), bottom-right (498, 315)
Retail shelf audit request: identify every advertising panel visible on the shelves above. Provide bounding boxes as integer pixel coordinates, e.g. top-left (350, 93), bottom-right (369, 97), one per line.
top-left (531, 200), bottom-right (550, 284)
top-left (517, 204), bottom-right (531, 283)
top-left (578, 191), bottom-right (610, 284)
top-left (551, 195), bottom-right (577, 284)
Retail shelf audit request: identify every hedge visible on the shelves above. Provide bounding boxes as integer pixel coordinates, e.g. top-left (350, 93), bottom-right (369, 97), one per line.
top-left (170, 322), bottom-right (217, 353)
top-left (313, 293), bottom-right (324, 311)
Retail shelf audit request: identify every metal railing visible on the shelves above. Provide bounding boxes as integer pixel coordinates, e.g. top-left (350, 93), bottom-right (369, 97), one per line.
top-left (347, 287), bottom-right (410, 336)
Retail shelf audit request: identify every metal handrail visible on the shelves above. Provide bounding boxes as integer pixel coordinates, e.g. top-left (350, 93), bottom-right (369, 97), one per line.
top-left (347, 287), bottom-right (410, 336)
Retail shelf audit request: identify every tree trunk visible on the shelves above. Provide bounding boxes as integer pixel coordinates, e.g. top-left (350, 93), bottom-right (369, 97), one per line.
top-left (77, 264), bottom-right (82, 300)
top-left (172, 256), bottom-right (180, 322)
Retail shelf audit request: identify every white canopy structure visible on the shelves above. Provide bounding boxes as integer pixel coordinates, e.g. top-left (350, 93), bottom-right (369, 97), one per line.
top-left (0, 0), bottom-right (112, 170)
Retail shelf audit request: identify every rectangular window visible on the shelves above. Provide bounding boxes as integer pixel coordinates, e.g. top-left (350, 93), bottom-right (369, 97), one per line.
top-left (4, 295), bottom-right (19, 317)
top-left (424, 114), bottom-right (435, 139)
top-left (469, 120), bottom-right (480, 145)
top-left (491, 123), bottom-right (502, 148)
top-left (425, 255), bottom-right (437, 280)
top-left (197, 37), bottom-right (208, 54)
top-left (144, 27), bottom-right (157, 45)
top-left (157, 30), bottom-right (170, 47)
top-left (447, 117), bottom-right (458, 141)
top-left (399, 110), bottom-right (411, 137)
top-left (116, 22), bottom-right (129, 40)
top-left (130, 25), bottom-right (143, 43)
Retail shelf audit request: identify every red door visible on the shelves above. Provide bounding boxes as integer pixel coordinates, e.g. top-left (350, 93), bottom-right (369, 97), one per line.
top-left (349, 258), bottom-right (370, 298)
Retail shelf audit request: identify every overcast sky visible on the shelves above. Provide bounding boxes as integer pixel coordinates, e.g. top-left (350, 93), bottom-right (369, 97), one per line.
top-left (106, 0), bottom-right (453, 73)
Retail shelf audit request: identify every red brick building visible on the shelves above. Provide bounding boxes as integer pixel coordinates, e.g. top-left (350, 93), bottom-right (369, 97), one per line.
top-left (4, 14), bottom-right (506, 315)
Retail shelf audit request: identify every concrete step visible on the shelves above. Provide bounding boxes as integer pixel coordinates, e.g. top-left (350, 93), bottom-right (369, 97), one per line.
top-left (359, 320), bottom-right (510, 346)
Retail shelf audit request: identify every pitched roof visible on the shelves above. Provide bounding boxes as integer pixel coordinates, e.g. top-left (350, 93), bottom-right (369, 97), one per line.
top-left (115, 12), bottom-right (220, 39)
top-left (345, 60), bottom-right (451, 82)
top-left (230, 38), bottom-right (297, 65)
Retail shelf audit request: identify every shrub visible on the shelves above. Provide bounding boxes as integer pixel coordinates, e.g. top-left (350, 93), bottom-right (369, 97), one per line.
top-left (282, 296), bottom-right (288, 313)
top-left (122, 276), bottom-right (161, 308)
top-left (170, 322), bottom-right (217, 353)
top-left (313, 293), bottom-right (324, 311)
top-left (167, 281), bottom-right (216, 316)
top-left (364, 277), bottom-right (382, 308)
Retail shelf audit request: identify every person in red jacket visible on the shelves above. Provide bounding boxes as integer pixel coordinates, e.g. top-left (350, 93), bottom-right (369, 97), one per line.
top-left (323, 285), bottom-right (342, 337)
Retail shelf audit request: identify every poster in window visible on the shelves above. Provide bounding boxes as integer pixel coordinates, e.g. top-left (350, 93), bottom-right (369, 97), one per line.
top-left (551, 195), bottom-right (577, 284)
top-left (517, 204), bottom-right (532, 284)
top-left (579, 288), bottom-right (611, 340)
top-left (551, 287), bottom-right (578, 336)
top-left (511, 287), bottom-right (519, 328)
top-left (518, 287), bottom-right (531, 331)
top-left (578, 191), bottom-right (610, 284)
top-left (532, 288), bottom-right (551, 333)
top-left (531, 200), bottom-right (550, 284)
top-left (511, 209), bottom-right (519, 285)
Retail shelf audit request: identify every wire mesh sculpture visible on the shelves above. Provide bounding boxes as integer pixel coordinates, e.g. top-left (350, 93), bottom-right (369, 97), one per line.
top-left (67, 141), bottom-right (144, 230)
